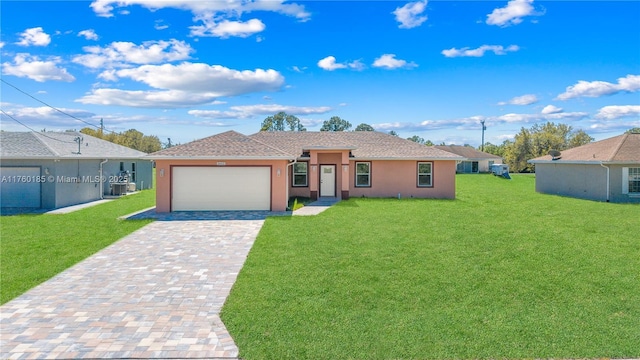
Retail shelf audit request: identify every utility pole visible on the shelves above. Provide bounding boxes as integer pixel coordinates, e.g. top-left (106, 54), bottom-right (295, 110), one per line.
top-left (167, 138), bottom-right (172, 148)
top-left (99, 118), bottom-right (104, 137)
top-left (480, 120), bottom-right (486, 152)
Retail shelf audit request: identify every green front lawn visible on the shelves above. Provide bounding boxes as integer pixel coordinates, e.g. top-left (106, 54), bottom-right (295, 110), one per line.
top-left (0, 190), bottom-right (155, 304)
top-left (222, 175), bottom-right (640, 359)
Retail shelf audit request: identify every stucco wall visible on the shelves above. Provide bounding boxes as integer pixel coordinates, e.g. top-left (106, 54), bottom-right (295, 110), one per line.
top-left (608, 164), bottom-right (640, 203)
top-left (349, 160), bottom-right (457, 199)
top-left (534, 163), bottom-right (607, 201)
top-left (154, 159), bottom-right (290, 212)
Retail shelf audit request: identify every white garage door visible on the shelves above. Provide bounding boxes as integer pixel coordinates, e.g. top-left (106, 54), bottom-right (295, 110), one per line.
top-left (0, 167), bottom-right (41, 208)
top-left (172, 166), bottom-right (271, 211)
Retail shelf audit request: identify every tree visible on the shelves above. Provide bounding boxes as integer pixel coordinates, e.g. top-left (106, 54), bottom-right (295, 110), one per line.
top-left (424, 140), bottom-right (434, 146)
top-left (79, 127), bottom-right (162, 153)
top-left (320, 116), bottom-right (352, 131)
top-left (567, 130), bottom-right (594, 149)
top-left (501, 122), bottom-right (594, 173)
top-left (260, 112), bottom-right (306, 131)
top-left (388, 130), bottom-right (399, 137)
top-left (355, 123), bottom-right (375, 131)
top-left (626, 127), bottom-right (640, 134)
top-left (407, 135), bottom-right (425, 144)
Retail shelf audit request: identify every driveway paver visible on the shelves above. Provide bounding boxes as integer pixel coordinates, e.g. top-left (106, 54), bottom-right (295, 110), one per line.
top-left (0, 218), bottom-right (264, 359)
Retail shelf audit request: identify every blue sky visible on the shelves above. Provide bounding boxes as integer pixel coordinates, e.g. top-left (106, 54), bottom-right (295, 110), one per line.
top-left (1, 0), bottom-right (639, 146)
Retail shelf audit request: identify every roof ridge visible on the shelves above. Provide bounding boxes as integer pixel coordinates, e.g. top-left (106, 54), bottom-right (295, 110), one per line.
top-left (607, 133), bottom-right (628, 162)
top-left (30, 132), bottom-right (61, 157)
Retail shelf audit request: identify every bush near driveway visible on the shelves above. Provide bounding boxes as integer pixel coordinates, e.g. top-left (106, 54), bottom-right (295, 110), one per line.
top-left (0, 190), bottom-right (155, 304)
top-left (221, 175), bottom-right (640, 359)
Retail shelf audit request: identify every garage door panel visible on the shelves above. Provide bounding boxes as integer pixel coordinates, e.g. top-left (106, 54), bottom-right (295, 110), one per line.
top-left (0, 167), bottom-right (41, 208)
top-left (172, 167), bottom-right (271, 211)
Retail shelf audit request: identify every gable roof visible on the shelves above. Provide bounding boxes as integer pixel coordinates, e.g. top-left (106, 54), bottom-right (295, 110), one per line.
top-left (529, 133), bottom-right (640, 164)
top-left (147, 130), bottom-right (464, 161)
top-left (0, 131), bottom-right (148, 160)
top-left (147, 130), bottom-right (295, 160)
top-left (434, 145), bottom-right (502, 160)
top-left (250, 131), bottom-right (463, 160)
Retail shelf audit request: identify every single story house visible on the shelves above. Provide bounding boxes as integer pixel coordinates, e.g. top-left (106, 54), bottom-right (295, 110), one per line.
top-left (0, 131), bottom-right (153, 210)
top-left (434, 145), bottom-right (503, 173)
top-left (147, 130), bottom-right (464, 212)
top-left (528, 133), bottom-right (640, 203)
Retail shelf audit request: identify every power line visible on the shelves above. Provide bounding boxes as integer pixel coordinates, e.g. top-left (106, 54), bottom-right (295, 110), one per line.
top-left (0, 78), bottom-right (116, 134)
top-left (0, 109), bottom-right (77, 143)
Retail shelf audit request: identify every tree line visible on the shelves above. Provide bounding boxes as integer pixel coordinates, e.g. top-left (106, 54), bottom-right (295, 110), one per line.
top-left (79, 127), bottom-right (162, 153)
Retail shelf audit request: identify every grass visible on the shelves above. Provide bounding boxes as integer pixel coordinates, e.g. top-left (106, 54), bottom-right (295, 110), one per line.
top-left (0, 190), bottom-right (155, 304)
top-left (221, 174), bottom-right (640, 359)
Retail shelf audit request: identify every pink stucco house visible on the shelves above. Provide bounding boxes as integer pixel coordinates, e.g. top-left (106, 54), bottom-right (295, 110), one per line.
top-left (147, 131), bottom-right (463, 212)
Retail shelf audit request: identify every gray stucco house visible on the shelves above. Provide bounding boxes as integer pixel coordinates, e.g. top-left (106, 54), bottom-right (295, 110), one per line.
top-left (434, 145), bottom-right (503, 173)
top-left (528, 133), bottom-right (640, 203)
top-left (1, 131), bottom-right (153, 210)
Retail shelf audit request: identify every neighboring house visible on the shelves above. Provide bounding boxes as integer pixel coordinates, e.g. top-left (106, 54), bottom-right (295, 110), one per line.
top-left (147, 130), bottom-right (464, 212)
top-left (528, 133), bottom-right (640, 203)
top-left (434, 145), bottom-right (503, 173)
top-left (0, 131), bottom-right (153, 210)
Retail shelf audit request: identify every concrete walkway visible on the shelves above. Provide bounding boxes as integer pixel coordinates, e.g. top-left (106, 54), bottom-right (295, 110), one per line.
top-left (292, 197), bottom-right (341, 216)
top-left (0, 219), bottom-right (264, 359)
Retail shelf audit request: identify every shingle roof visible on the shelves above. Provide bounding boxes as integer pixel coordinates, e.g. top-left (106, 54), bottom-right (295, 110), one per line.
top-left (529, 133), bottom-right (640, 164)
top-left (250, 131), bottom-right (463, 160)
top-left (434, 145), bottom-right (502, 160)
top-left (148, 130), bottom-right (463, 160)
top-left (147, 130), bottom-right (295, 159)
top-left (0, 131), bottom-right (148, 159)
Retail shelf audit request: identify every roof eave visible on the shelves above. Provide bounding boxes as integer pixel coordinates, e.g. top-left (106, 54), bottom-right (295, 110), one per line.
top-left (529, 160), bottom-right (640, 165)
top-left (146, 155), bottom-right (295, 161)
top-left (348, 156), bottom-right (465, 161)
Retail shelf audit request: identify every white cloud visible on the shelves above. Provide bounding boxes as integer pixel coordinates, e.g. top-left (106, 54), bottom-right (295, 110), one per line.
top-left (89, 0), bottom-right (310, 39)
top-left (442, 44), bottom-right (519, 58)
top-left (318, 56), bottom-right (346, 71)
top-left (393, 1), bottom-right (428, 29)
top-left (486, 0), bottom-right (536, 27)
top-left (2, 54), bottom-right (75, 82)
top-left (190, 19), bottom-right (266, 38)
top-left (372, 54), bottom-right (417, 69)
top-left (541, 105), bottom-right (563, 114)
top-left (594, 105), bottom-right (640, 120)
top-left (76, 62), bottom-right (284, 108)
top-left (230, 104), bottom-right (332, 115)
top-left (16, 27), bottom-right (51, 47)
top-left (154, 20), bottom-right (169, 30)
top-left (556, 74), bottom-right (640, 100)
top-left (188, 104), bottom-right (331, 119)
top-left (78, 29), bottom-right (99, 41)
top-left (7, 106), bottom-right (94, 120)
top-left (497, 94), bottom-right (538, 106)
top-left (72, 39), bottom-right (193, 69)
top-left (188, 110), bottom-right (250, 119)
top-left (0, 41), bottom-right (6, 49)
top-left (372, 110), bottom-right (588, 132)
top-left (292, 66), bottom-right (307, 73)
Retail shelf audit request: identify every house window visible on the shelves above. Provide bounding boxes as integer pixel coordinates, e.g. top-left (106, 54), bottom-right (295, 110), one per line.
top-left (292, 162), bottom-right (308, 187)
top-left (355, 162), bottom-right (371, 187)
top-left (417, 162), bottom-right (433, 187)
top-left (119, 162), bottom-right (124, 171)
top-left (131, 163), bottom-right (136, 182)
top-left (628, 167), bottom-right (640, 193)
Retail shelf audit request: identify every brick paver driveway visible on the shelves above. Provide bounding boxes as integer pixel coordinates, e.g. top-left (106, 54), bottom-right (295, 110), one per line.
top-left (0, 217), bottom-right (265, 359)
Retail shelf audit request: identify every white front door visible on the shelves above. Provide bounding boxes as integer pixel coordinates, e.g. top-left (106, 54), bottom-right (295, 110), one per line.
top-left (320, 165), bottom-right (335, 197)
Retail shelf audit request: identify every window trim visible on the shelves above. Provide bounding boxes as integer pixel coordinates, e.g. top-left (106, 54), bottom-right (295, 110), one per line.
top-left (624, 167), bottom-right (640, 195)
top-left (292, 161), bottom-right (308, 187)
top-left (355, 161), bottom-right (371, 187)
top-left (417, 161), bottom-right (433, 188)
